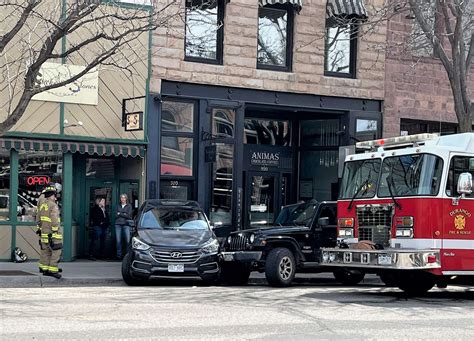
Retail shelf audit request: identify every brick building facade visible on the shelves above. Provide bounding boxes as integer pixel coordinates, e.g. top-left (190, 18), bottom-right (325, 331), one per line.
top-left (146, 0), bottom-right (388, 235)
top-left (384, 8), bottom-right (474, 137)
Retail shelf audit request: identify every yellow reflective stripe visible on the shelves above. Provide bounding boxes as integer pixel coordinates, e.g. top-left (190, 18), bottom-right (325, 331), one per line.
top-left (40, 234), bottom-right (49, 237)
top-left (51, 227), bottom-right (59, 232)
top-left (58, 218), bottom-right (61, 223)
top-left (48, 266), bottom-right (58, 272)
top-left (40, 216), bottom-right (52, 222)
top-left (52, 233), bottom-right (62, 240)
top-left (39, 264), bottom-right (48, 270)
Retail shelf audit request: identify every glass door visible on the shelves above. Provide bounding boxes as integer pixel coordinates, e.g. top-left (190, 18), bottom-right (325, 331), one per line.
top-left (85, 182), bottom-right (116, 259)
top-left (246, 172), bottom-right (279, 228)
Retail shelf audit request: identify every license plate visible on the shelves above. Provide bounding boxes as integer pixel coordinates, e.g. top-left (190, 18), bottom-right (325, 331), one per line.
top-left (222, 253), bottom-right (234, 261)
top-left (378, 254), bottom-right (392, 265)
top-left (168, 264), bottom-right (184, 273)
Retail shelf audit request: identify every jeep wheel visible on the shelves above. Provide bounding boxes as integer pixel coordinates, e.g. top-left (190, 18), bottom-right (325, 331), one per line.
top-left (121, 252), bottom-right (147, 286)
top-left (333, 269), bottom-right (365, 285)
top-left (220, 263), bottom-right (251, 286)
top-left (265, 248), bottom-right (296, 287)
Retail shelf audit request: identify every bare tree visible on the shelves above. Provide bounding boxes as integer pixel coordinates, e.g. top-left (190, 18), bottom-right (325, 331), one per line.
top-left (355, 0), bottom-right (473, 132)
top-left (0, 0), bottom-right (184, 136)
top-left (402, 0), bottom-right (474, 132)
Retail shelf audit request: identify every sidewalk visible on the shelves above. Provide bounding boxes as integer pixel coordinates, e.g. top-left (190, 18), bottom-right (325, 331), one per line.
top-left (0, 260), bottom-right (379, 288)
top-left (0, 260), bottom-right (123, 287)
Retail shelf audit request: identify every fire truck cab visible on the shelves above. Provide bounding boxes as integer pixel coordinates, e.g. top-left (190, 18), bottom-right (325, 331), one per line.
top-left (320, 133), bottom-right (474, 294)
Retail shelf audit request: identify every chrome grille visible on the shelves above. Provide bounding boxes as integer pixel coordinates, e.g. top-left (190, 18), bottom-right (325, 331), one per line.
top-left (356, 205), bottom-right (393, 246)
top-left (229, 234), bottom-right (249, 251)
top-left (150, 249), bottom-right (201, 264)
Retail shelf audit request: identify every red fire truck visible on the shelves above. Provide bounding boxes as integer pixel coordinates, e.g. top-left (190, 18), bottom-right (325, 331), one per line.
top-left (320, 133), bottom-right (474, 294)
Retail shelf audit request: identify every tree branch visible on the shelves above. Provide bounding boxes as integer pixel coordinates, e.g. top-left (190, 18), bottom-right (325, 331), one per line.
top-left (0, 0), bottom-right (42, 53)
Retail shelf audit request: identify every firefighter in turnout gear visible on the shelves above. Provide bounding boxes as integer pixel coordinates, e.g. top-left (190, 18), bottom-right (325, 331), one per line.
top-left (38, 185), bottom-right (63, 279)
top-left (36, 183), bottom-right (62, 274)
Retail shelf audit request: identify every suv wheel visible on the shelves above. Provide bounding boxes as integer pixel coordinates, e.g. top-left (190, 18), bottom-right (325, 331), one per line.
top-left (220, 263), bottom-right (251, 286)
top-left (265, 248), bottom-right (296, 287)
top-left (333, 269), bottom-right (365, 285)
top-left (121, 252), bottom-right (147, 286)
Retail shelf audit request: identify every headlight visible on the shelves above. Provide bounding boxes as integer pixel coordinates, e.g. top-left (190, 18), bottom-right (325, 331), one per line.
top-left (201, 239), bottom-right (219, 254)
top-left (227, 236), bottom-right (232, 244)
top-left (338, 229), bottom-right (354, 237)
top-left (249, 234), bottom-right (255, 243)
top-left (131, 237), bottom-right (150, 251)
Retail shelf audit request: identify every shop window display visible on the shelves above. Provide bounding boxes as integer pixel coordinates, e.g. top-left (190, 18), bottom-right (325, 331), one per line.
top-left (18, 152), bottom-right (62, 222)
top-left (0, 151), bottom-right (10, 221)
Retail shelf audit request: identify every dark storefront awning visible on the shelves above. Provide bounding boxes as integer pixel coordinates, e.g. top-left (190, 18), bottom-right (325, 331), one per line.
top-left (259, 0), bottom-right (303, 12)
top-left (0, 138), bottom-right (145, 158)
top-left (326, 0), bottom-right (368, 23)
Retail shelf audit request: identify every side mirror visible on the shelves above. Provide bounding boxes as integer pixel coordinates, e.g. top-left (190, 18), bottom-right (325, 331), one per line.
top-left (318, 217), bottom-right (329, 226)
top-left (127, 219), bottom-right (136, 228)
top-left (457, 172), bottom-right (473, 195)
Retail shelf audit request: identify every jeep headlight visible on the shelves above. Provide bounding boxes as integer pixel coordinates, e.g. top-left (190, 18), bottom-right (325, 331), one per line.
top-left (201, 239), bottom-right (219, 254)
top-left (249, 234), bottom-right (255, 243)
top-left (131, 237), bottom-right (150, 251)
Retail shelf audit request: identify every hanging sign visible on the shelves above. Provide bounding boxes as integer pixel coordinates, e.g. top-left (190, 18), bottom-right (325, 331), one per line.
top-left (125, 112), bottom-right (143, 131)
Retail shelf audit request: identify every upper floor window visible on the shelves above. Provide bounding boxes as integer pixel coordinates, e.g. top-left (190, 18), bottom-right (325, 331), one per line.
top-left (257, 3), bottom-right (295, 71)
top-left (324, 0), bottom-right (368, 78)
top-left (185, 0), bottom-right (224, 64)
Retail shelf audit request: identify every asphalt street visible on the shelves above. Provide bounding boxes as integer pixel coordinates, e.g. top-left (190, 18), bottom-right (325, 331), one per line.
top-left (1, 281), bottom-right (473, 340)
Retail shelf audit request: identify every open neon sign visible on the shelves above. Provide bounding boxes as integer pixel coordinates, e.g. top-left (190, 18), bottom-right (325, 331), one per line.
top-left (26, 176), bottom-right (51, 186)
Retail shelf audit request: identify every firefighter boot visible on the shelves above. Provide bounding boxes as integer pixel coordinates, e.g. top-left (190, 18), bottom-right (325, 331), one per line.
top-left (43, 271), bottom-right (62, 279)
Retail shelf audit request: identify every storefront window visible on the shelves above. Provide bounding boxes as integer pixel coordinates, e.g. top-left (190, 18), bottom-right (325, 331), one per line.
top-left (300, 119), bottom-right (339, 147)
top-left (212, 109), bottom-right (235, 138)
top-left (161, 137), bottom-right (194, 176)
top-left (356, 119), bottom-right (378, 142)
top-left (86, 158), bottom-right (115, 179)
top-left (244, 119), bottom-right (290, 146)
top-left (18, 152), bottom-right (62, 222)
top-left (299, 150), bottom-right (339, 201)
top-left (0, 151), bottom-right (11, 221)
top-left (161, 101), bottom-right (194, 133)
top-left (210, 143), bottom-right (233, 226)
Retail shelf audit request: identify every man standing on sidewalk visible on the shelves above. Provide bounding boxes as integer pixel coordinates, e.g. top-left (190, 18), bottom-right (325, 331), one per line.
top-left (38, 184), bottom-right (63, 279)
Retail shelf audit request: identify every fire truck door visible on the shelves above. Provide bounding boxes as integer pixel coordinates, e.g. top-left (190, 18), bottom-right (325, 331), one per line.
top-left (442, 155), bottom-right (474, 272)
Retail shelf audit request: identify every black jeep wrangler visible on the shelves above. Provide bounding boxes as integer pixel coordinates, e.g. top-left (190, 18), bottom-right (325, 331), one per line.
top-left (220, 200), bottom-right (365, 287)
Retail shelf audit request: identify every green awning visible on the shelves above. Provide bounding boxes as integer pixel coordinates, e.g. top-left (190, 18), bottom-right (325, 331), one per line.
top-left (0, 138), bottom-right (145, 158)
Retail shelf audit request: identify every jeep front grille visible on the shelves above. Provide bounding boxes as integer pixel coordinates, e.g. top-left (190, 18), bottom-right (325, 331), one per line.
top-left (150, 249), bottom-right (201, 264)
top-left (356, 205), bottom-right (393, 247)
top-left (228, 234), bottom-right (249, 251)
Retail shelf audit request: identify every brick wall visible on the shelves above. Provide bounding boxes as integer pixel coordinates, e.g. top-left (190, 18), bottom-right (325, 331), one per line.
top-left (151, 0), bottom-right (387, 101)
top-left (384, 12), bottom-right (474, 137)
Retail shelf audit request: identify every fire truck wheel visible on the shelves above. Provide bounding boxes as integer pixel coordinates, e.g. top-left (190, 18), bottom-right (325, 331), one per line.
top-left (397, 272), bottom-right (435, 296)
top-left (379, 272), bottom-right (399, 287)
top-left (265, 248), bottom-right (296, 287)
top-left (333, 269), bottom-right (365, 285)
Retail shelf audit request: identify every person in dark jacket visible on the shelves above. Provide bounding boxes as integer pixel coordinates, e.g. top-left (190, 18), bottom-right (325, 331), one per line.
top-left (88, 197), bottom-right (109, 260)
top-left (114, 193), bottom-right (133, 259)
